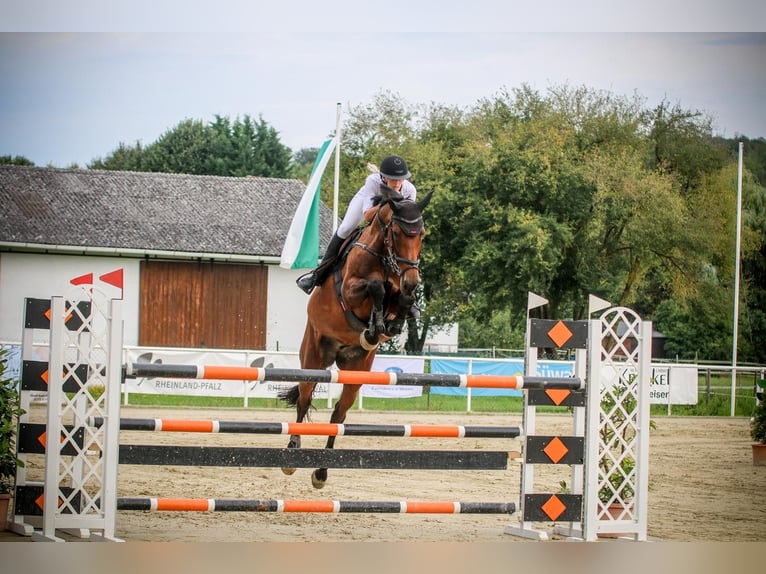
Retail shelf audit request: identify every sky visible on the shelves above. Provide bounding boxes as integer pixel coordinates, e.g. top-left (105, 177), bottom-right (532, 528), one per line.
top-left (1, 2), bottom-right (765, 168)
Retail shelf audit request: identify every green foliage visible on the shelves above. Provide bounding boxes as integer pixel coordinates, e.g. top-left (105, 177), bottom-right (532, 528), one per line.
top-left (751, 395), bottom-right (766, 444)
top-left (90, 114), bottom-right (292, 178)
top-left (0, 154), bottom-right (35, 166)
top-left (739, 173), bottom-right (766, 363)
top-left (292, 147), bottom-right (321, 182)
top-left (598, 380), bottom-right (658, 504)
top-left (0, 347), bottom-right (25, 493)
top-left (648, 99), bottom-right (728, 192)
top-left (742, 243), bottom-right (766, 364)
top-left (598, 382), bottom-right (637, 503)
top-left (721, 135), bottom-right (766, 190)
top-left (653, 284), bottom-right (734, 361)
top-left (457, 309), bottom-right (525, 349)
top-left (339, 85), bottom-right (766, 359)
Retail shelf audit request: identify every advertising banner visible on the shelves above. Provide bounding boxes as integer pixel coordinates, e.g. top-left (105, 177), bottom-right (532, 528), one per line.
top-left (361, 356), bottom-right (425, 398)
top-left (123, 348), bottom-right (341, 400)
top-left (598, 363), bottom-right (699, 405)
top-left (649, 365), bottom-right (698, 404)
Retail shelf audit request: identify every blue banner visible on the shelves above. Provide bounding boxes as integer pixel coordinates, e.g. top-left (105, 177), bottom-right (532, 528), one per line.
top-left (429, 359), bottom-right (523, 396)
top-left (429, 359), bottom-right (574, 396)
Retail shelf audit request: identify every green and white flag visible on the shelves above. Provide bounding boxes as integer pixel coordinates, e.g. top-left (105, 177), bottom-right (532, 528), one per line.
top-left (280, 136), bottom-right (338, 269)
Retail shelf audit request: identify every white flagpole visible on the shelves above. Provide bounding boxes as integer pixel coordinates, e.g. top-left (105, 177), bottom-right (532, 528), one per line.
top-left (333, 102), bottom-right (342, 232)
top-left (328, 104), bottom-right (342, 410)
top-left (730, 141), bottom-right (744, 417)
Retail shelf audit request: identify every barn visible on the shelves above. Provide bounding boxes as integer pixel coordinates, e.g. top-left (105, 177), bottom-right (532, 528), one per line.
top-left (0, 165), bottom-right (334, 352)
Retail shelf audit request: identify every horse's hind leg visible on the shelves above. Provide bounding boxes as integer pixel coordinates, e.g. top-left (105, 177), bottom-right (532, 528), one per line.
top-left (311, 384), bottom-right (361, 489)
top-left (284, 321), bottom-right (332, 477)
top-left (281, 382), bottom-right (315, 475)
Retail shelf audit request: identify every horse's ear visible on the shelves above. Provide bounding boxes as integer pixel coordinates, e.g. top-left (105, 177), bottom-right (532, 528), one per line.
top-left (416, 191), bottom-right (434, 212)
top-left (377, 182), bottom-right (404, 201)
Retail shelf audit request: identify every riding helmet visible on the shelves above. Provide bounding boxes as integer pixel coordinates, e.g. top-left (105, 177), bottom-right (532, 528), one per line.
top-left (379, 155), bottom-right (411, 180)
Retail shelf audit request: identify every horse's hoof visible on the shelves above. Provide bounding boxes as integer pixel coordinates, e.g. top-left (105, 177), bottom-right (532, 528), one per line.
top-left (283, 437), bottom-right (299, 475)
top-left (311, 470), bottom-right (326, 489)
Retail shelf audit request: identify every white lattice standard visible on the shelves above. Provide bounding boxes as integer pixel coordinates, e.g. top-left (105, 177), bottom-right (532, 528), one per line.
top-left (33, 287), bottom-right (123, 542)
top-left (583, 307), bottom-right (651, 541)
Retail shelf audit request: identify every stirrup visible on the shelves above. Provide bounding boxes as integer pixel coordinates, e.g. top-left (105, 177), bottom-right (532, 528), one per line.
top-left (296, 272), bottom-right (316, 294)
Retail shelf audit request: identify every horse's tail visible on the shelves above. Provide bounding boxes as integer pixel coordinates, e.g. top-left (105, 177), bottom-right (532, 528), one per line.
top-left (277, 384), bottom-right (315, 420)
top-left (277, 384), bottom-right (301, 406)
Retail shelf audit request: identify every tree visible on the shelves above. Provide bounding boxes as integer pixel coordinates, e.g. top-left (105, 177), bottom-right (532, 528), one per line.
top-left (292, 147), bottom-right (320, 182)
top-left (248, 116), bottom-right (293, 178)
top-left (141, 118), bottom-right (215, 174)
top-left (0, 155), bottom-right (34, 166)
top-left (648, 99), bottom-right (727, 194)
top-left (339, 85), bottom-right (761, 357)
top-left (89, 115), bottom-right (293, 178)
top-left (90, 142), bottom-right (145, 171)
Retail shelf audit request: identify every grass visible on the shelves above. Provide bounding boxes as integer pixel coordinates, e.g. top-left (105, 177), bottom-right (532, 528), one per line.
top-left (122, 380), bottom-right (761, 418)
top-left (113, 365), bottom-right (764, 417)
top-left (123, 392), bottom-right (575, 414)
top-left (650, 393), bottom-right (757, 418)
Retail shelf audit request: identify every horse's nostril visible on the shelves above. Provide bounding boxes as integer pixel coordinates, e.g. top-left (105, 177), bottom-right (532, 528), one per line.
top-left (402, 276), bottom-right (419, 295)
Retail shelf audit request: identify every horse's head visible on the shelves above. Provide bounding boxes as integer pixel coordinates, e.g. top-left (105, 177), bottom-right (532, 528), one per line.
top-left (373, 186), bottom-right (434, 297)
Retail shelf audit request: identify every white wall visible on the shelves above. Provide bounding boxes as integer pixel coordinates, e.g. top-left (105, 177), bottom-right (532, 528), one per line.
top-left (0, 252), bottom-right (310, 351)
top-left (424, 322), bottom-right (459, 353)
top-left (266, 267), bottom-right (310, 352)
top-left (0, 253), bottom-right (141, 344)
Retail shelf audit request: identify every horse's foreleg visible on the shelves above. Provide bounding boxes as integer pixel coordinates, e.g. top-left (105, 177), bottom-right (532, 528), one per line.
top-left (365, 279), bottom-right (387, 341)
top-left (385, 268), bottom-right (420, 335)
top-left (385, 292), bottom-right (415, 336)
top-left (282, 382), bottom-right (315, 476)
top-left (311, 385), bottom-right (361, 489)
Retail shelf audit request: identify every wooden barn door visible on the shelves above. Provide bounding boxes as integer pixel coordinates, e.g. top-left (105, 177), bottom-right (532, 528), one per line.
top-left (139, 260), bottom-right (267, 349)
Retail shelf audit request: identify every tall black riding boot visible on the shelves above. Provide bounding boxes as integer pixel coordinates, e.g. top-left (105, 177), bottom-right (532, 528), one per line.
top-left (296, 232), bottom-right (345, 294)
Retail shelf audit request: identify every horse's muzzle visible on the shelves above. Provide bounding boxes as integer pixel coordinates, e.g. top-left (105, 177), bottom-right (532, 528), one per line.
top-left (400, 267), bottom-right (420, 297)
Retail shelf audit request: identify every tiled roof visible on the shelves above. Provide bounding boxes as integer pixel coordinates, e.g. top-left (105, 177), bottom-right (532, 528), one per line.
top-left (0, 166), bottom-right (334, 258)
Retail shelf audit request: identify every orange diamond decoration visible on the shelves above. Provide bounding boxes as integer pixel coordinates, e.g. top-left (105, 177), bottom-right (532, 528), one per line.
top-left (545, 389), bottom-right (571, 406)
top-left (36, 430), bottom-right (66, 448)
top-left (547, 320), bottom-right (573, 348)
top-left (34, 494), bottom-right (65, 511)
top-left (43, 306), bottom-right (73, 323)
top-left (540, 495), bottom-right (567, 521)
top-left (543, 436), bottom-right (569, 464)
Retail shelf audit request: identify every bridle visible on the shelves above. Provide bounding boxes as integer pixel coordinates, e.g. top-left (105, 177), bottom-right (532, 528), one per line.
top-left (352, 203), bottom-right (423, 279)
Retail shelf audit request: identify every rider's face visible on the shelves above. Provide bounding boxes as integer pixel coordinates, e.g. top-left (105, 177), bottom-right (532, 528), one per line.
top-left (382, 177), bottom-right (404, 191)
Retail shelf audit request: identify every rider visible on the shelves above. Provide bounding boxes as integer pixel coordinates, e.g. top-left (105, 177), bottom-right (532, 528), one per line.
top-left (296, 154), bottom-right (417, 294)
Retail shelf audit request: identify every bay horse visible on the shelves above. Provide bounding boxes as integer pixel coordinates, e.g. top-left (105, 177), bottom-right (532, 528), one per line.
top-left (279, 183), bottom-right (433, 488)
